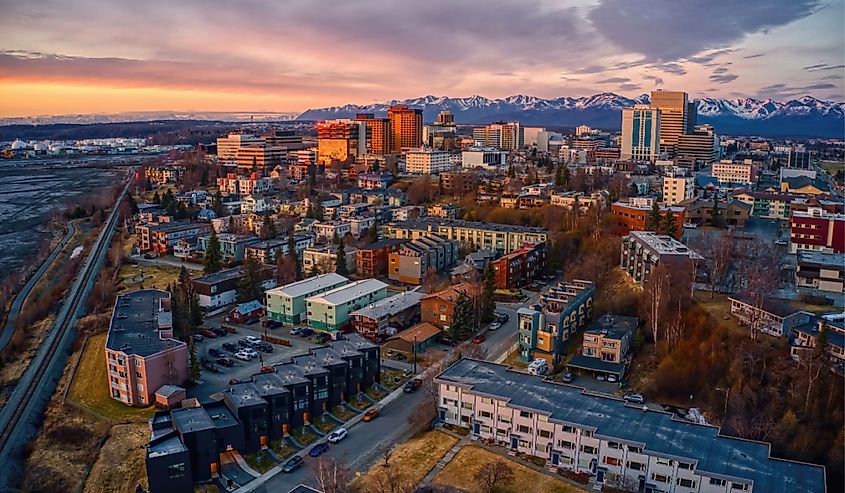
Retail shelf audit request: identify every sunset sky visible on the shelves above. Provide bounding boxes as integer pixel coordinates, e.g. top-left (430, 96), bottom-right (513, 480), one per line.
top-left (0, 0), bottom-right (843, 117)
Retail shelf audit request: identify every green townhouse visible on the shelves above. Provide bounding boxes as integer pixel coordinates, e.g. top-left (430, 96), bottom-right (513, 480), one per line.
top-left (306, 279), bottom-right (389, 333)
top-left (265, 273), bottom-right (349, 325)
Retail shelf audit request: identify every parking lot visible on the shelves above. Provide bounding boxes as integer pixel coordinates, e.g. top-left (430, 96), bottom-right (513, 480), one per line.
top-left (187, 319), bottom-right (324, 402)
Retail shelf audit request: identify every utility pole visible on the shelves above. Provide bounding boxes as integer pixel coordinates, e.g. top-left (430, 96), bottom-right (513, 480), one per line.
top-left (413, 336), bottom-right (417, 374)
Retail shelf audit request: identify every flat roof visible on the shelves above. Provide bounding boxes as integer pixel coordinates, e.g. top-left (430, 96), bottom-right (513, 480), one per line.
top-left (106, 289), bottom-right (184, 358)
top-left (350, 290), bottom-right (425, 320)
top-left (252, 372), bottom-right (291, 397)
top-left (171, 406), bottom-right (215, 433)
top-left (566, 354), bottom-right (626, 375)
top-left (626, 231), bottom-right (702, 258)
top-left (307, 278), bottom-right (387, 306)
top-left (147, 429), bottom-right (188, 458)
top-left (225, 382), bottom-right (266, 408)
top-left (392, 218), bottom-right (547, 235)
top-left (585, 314), bottom-right (639, 340)
top-left (192, 266), bottom-right (244, 285)
top-left (798, 250), bottom-right (845, 269)
top-left (437, 359), bottom-right (825, 492)
top-left (267, 272), bottom-right (349, 299)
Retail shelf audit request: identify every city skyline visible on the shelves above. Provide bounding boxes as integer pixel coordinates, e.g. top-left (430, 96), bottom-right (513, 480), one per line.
top-left (0, 0), bottom-right (843, 117)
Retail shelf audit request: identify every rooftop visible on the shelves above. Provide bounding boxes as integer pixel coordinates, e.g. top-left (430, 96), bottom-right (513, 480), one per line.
top-left (359, 238), bottom-right (408, 250)
top-left (436, 359), bottom-right (825, 493)
top-left (798, 250), bottom-right (845, 270)
top-left (389, 322), bottom-right (441, 343)
top-left (224, 382), bottom-right (267, 408)
top-left (106, 289), bottom-right (184, 358)
top-left (307, 278), bottom-right (388, 306)
top-left (267, 272), bottom-right (349, 299)
top-left (625, 231), bottom-right (703, 259)
top-left (585, 314), bottom-right (639, 340)
top-left (147, 429), bottom-right (188, 458)
top-left (350, 289), bottom-right (424, 320)
top-left (192, 266), bottom-right (245, 285)
top-left (392, 218), bottom-right (547, 235)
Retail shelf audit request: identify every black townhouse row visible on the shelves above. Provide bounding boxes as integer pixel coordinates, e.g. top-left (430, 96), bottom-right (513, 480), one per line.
top-left (146, 333), bottom-right (380, 493)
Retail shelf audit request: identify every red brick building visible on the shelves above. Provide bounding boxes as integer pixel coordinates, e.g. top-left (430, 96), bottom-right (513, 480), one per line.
top-left (611, 198), bottom-right (685, 239)
top-left (491, 242), bottom-right (546, 289)
top-left (356, 239), bottom-right (407, 277)
top-left (790, 208), bottom-right (845, 254)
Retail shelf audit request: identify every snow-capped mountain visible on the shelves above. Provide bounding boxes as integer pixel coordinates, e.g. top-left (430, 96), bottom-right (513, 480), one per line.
top-left (298, 93), bottom-right (844, 137)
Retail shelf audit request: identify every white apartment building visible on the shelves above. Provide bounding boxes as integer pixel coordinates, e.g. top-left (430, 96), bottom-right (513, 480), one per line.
top-left (662, 170), bottom-right (695, 206)
top-left (312, 221), bottom-right (352, 241)
top-left (216, 173), bottom-right (274, 196)
top-left (462, 147), bottom-right (508, 170)
top-left (712, 160), bottom-right (756, 185)
top-left (436, 359), bottom-right (824, 493)
top-left (405, 149), bottom-right (453, 174)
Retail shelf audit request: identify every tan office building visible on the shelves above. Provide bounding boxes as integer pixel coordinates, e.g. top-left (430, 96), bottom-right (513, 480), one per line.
top-left (355, 113), bottom-right (391, 155)
top-left (387, 105), bottom-right (423, 152)
top-left (650, 90), bottom-right (688, 156)
top-left (316, 119), bottom-right (365, 165)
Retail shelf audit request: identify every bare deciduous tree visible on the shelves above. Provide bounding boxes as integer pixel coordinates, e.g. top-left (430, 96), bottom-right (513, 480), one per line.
top-left (474, 459), bottom-right (515, 493)
top-left (310, 457), bottom-right (353, 493)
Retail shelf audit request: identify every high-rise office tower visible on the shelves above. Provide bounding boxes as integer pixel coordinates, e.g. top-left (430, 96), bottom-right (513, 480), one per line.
top-left (472, 122), bottom-right (523, 150)
top-left (621, 105), bottom-right (660, 162)
top-left (676, 124), bottom-right (719, 169)
top-left (650, 90), bottom-right (688, 156)
top-left (387, 105), bottom-right (423, 152)
top-left (437, 110), bottom-right (455, 125)
top-left (316, 119), bottom-right (365, 165)
top-left (355, 113), bottom-right (391, 155)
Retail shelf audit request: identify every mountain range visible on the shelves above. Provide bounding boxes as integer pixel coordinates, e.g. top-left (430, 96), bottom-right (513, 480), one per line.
top-left (297, 93), bottom-right (845, 138)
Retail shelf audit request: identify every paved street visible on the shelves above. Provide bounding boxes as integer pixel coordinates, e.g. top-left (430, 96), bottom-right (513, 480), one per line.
top-left (235, 286), bottom-right (555, 493)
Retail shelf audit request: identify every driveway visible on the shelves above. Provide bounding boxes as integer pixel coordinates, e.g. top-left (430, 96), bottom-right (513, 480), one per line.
top-left (220, 452), bottom-right (257, 488)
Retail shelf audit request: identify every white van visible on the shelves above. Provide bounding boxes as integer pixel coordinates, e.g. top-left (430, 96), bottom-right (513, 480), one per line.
top-left (527, 359), bottom-right (548, 376)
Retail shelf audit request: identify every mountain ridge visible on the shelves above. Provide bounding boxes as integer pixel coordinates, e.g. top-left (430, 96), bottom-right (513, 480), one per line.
top-left (297, 93), bottom-right (845, 137)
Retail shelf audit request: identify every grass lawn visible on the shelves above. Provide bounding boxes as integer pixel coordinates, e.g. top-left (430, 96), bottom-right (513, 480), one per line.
top-left (67, 333), bottom-right (154, 422)
top-left (118, 263), bottom-right (183, 291)
top-left (82, 423), bottom-right (149, 493)
top-left (356, 430), bottom-right (458, 490)
top-left (381, 368), bottom-right (410, 390)
top-left (349, 395), bottom-right (372, 410)
top-left (502, 348), bottom-right (527, 368)
top-left (332, 405), bottom-right (357, 422)
top-left (365, 385), bottom-right (388, 400)
top-left (312, 414), bottom-right (339, 434)
top-left (270, 438), bottom-right (297, 459)
top-left (244, 450), bottom-right (277, 474)
top-left (291, 426), bottom-right (318, 446)
top-left (434, 445), bottom-right (589, 493)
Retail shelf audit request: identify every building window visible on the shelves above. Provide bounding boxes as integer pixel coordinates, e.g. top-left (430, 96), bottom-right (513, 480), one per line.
top-left (580, 445), bottom-right (597, 455)
top-left (167, 463), bottom-right (186, 479)
top-left (517, 425), bottom-right (532, 434)
top-left (709, 478), bottom-right (726, 486)
top-left (656, 457), bottom-right (671, 466)
top-left (677, 478), bottom-right (696, 488)
top-left (651, 473), bottom-right (670, 483)
top-left (603, 456), bottom-right (620, 466)
top-left (136, 371), bottom-right (142, 378)
top-left (677, 462), bottom-right (693, 470)
top-left (137, 384), bottom-right (144, 391)
top-left (519, 410), bottom-right (532, 418)
top-left (627, 461), bottom-right (645, 471)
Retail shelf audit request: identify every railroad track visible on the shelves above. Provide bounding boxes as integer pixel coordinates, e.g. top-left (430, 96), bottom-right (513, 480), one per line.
top-left (0, 176), bottom-right (130, 462)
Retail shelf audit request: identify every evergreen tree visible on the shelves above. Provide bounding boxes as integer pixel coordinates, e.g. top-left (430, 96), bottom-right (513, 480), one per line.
top-left (188, 336), bottom-right (201, 382)
top-left (313, 200), bottom-right (324, 221)
top-left (189, 292), bottom-right (203, 328)
top-left (449, 290), bottom-right (475, 342)
top-left (334, 235), bottom-right (348, 276)
top-left (162, 189), bottom-right (175, 209)
top-left (645, 202), bottom-right (662, 231)
top-left (212, 191), bottom-right (224, 216)
top-left (481, 262), bottom-right (496, 324)
top-left (308, 164), bottom-right (317, 191)
top-left (554, 166), bottom-right (564, 187)
top-left (561, 166), bottom-right (571, 188)
top-left (200, 167), bottom-right (209, 186)
top-left (237, 253), bottom-right (264, 302)
top-left (288, 236), bottom-right (302, 280)
top-left (263, 214), bottom-right (277, 239)
top-left (507, 165), bottom-right (516, 178)
top-left (152, 190), bottom-right (161, 204)
top-left (203, 228), bottom-right (223, 274)
top-left (662, 210), bottom-right (678, 239)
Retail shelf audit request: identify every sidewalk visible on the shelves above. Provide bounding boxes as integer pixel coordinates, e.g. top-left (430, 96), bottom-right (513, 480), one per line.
top-left (420, 432), bottom-right (470, 483)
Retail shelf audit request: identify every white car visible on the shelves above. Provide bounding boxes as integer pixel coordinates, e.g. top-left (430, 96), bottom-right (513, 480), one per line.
top-left (624, 393), bottom-right (645, 404)
top-left (244, 335), bottom-right (262, 346)
top-left (488, 322), bottom-right (501, 331)
top-left (234, 351), bottom-right (252, 361)
top-left (327, 427), bottom-right (348, 443)
top-left (242, 348), bottom-right (259, 358)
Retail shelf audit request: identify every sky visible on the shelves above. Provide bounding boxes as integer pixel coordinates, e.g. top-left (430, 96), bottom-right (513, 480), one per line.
top-left (0, 0), bottom-right (843, 117)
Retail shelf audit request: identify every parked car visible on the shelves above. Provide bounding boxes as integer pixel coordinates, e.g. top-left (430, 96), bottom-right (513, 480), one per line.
top-left (327, 428), bottom-right (348, 443)
top-left (237, 339), bottom-right (250, 348)
top-left (472, 334), bottom-right (486, 344)
top-left (212, 327), bottom-right (227, 337)
top-left (216, 357), bottom-right (234, 367)
top-left (362, 408), bottom-right (380, 422)
top-left (775, 239), bottom-right (788, 246)
top-left (241, 348), bottom-right (259, 359)
top-left (208, 348), bottom-right (225, 358)
top-left (403, 378), bottom-right (422, 393)
top-left (202, 360), bottom-right (219, 373)
top-left (596, 374), bottom-right (606, 381)
top-left (488, 322), bottom-right (501, 331)
top-left (264, 319), bottom-right (282, 329)
top-left (439, 336), bottom-right (457, 347)
top-left (244, 335), bottom-right (262, 345)
top-left (260, 366), bottom-right (275, 374)
top-left (495, 312), bottom-right (509, 323)
top-left (607, 374), bottom-right (619, 383)
top-left (309, 442), bottom-right (330, 457)
top-left (256, 342), bottom-right (274, 353)
top-left (561, 372), bottom-right (575, 383)
top-left (201, 329), bottom-right (218, 339)
top-left (191, 333), bottom-right (203, 342)
top-left (229, 378), bottom-right (242, 385)
top-left (683, 223), bottom-right (698, 229)
top-left (290, 327), bottom-right (303, 336)
top-left (222, 342), bottom-right (238, 352)
top-left (299, 328), bottom-right (314, 338)
top-left (234, 351), bottom-right (252, 361)
top-left (282, 456), bottom-right (303, 473)
top-left (623, 393), bottom-right (645, 405)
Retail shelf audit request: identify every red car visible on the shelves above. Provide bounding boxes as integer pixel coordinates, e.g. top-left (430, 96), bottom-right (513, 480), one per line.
top-left (201, 329), bottom-right (218, 338)
top-left (260, 366), bottom-right (275, 374)
top-left (472, 334), bottom-right (486, 344)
